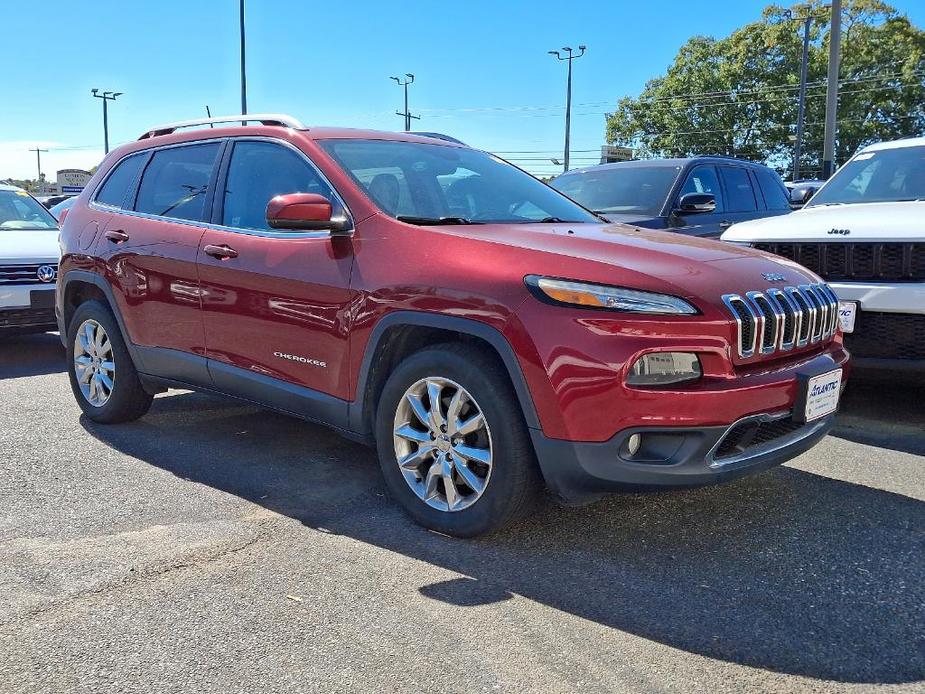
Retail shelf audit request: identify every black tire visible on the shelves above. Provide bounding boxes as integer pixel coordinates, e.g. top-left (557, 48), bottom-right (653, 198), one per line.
top-left (375, 343), bottom-right (541, 537)
top-left (66, 299), bottom-right (153, 424)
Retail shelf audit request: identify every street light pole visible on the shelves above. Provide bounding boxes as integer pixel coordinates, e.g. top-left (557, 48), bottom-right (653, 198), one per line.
top-left (390, 74), bottom-right (419, 131)
top-left (28, 147), bottom-right (48, 193)
top-left (549, 46), bottom-right (586, 173)
top-left (91, 89), bottom-right (122, 155)
top-left (822, 0), bottom-right (842, 179)
top-left (239, 0), bottom-right (247, 115)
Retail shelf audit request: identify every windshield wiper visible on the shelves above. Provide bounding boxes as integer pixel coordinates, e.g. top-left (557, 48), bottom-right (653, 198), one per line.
top-left (396, 215), bottom-right (482, 226)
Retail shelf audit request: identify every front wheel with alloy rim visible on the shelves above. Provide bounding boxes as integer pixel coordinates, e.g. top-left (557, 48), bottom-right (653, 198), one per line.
top-left (376, 344), bottom-right (541, 537)
top-left (66, 300), bottom-right (153, 424)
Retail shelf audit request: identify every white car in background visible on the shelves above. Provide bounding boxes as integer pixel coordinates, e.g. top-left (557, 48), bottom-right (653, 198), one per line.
top-left (0, 183), bottom-right (60, 335)
top-left (722, 136), bottom-right (925, 376)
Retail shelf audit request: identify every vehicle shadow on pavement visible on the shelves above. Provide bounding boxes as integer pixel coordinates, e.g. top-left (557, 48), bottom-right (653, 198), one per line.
top-left (833, 381), bottom-right (925, 457)
top-left (79, 389), bottom-right (925, 686)
top-left (0, 332), bottom-right (65, 379)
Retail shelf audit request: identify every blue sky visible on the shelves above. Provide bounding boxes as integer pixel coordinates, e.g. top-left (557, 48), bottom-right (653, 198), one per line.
top-left (2, 0), bottom-right (923, 180)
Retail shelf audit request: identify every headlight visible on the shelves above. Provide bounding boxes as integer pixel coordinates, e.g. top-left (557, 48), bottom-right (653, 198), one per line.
top-left (627, 352), bottom-right (701, 386)
top-left (526, 276), bottom-right (698, 315)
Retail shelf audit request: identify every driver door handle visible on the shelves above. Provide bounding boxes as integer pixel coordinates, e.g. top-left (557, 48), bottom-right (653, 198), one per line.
top-left (203, 244), bottom-right (239, 260)
top-left (104, 229), bottom-right (129, 243)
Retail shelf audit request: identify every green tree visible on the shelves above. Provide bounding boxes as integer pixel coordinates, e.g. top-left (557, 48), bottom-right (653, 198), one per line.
top-left (605, 0), bottom-right (925, 177)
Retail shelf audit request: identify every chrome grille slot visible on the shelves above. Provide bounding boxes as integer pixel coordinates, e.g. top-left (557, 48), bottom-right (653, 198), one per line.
top-left (800, 285), bottom-right (824, 342)
top-left (723, 282), bottom-right (837, 359)
top-left (767, 289), bottom-right (797, 350)
top-left (747, 292), bottom-right (779, 354)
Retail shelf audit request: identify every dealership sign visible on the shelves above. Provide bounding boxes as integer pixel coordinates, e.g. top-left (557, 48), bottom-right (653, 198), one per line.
top-left (56, 169), bottom-right (92, 192)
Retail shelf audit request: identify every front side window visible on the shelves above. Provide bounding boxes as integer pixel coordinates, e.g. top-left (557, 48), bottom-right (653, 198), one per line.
top-left (551, 165), bottom-right (679, 216)
top-left (808, 145), bottom-right (925, 206)
top-left (135, 143), bottom-right (221, 222)
top-left (222, 141), bottom-right (336, 231)
top-left (0, 189), bottom-right (58, 230)
top-left (719, 166), bottom-right (757, 212)
top-left (96, 152), bottom-right (147, 209)
top-left (319, 139), bottom-right (599, 225)
top-left (678, 165), bottom-right (724, 212)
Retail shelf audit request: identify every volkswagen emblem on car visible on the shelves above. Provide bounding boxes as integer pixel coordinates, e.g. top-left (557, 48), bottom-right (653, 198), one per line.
top-left (36, 265), bottom-right (57, 283)
top-left (762, 272), bottom-right (787, 283)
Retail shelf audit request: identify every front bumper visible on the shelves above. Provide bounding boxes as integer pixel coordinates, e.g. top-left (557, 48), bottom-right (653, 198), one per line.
top-left (532, 410), bottom-right (835, 504)
top-left (0, 285), bottom-right (57, 333)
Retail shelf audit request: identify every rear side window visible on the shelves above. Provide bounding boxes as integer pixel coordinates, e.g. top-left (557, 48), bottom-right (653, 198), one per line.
top-left (753, 168), bottom-right (790, 210)
top-left (135, 143), bottom-right (221, 222)
top-left (221, 141), bottom-right (335, 230)
top-left (95, 153), bottom-right (146, 209)
top-left (719, 166), bottom-right (758, 212)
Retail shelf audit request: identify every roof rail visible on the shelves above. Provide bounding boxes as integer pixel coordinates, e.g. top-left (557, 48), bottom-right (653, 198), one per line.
top-left (138, 113), bottom-right (306, 140)
top-left (693, 153), bottom-right (754, 162)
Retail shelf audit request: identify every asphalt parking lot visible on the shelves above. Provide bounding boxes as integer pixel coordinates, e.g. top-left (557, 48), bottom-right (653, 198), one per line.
top-left (0, 332), bottom-right (922, 693)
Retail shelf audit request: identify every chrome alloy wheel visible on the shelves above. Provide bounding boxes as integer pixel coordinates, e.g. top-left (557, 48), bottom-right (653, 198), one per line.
top-left (393, 377), bottom-right (493, 512)
top-left (73, 319), bottom-right (115, 407)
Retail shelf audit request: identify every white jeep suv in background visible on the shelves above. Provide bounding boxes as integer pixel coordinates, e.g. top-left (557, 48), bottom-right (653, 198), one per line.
top-left (0, 184), bottom-right (60, 335)
top-left (722, 137), bottom-right (925, 376)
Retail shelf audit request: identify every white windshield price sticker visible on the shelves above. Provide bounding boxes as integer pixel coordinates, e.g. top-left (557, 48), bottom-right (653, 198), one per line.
top-left (838, 301), bottom-right (857, 333)
top-left (804, 369), bottom-right (842, 422)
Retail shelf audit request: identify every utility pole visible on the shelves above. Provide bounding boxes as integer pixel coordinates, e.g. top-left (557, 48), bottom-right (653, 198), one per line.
top-left (28, 147), bottom-right (48, 193)
top-left (91, 89), bottom-right (122, 154)
top-left (239, 0), bottom-right (247, 115)
top-left (821, 0), bottom-right (842, 179)
top-left (792, 14), bottom-right (812, 181)
top-left (549, 45), bottom-right (586, 173)
top-left (390, 74), bottom-right (419, 131)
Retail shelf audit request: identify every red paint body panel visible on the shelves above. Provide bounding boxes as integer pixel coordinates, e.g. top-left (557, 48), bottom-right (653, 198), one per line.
top-left (59, 123), bottom-right (849, 448)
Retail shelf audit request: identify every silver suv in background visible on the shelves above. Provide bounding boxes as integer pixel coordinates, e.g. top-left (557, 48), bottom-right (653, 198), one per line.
top-left (0, 184), bottom-right (60, 335)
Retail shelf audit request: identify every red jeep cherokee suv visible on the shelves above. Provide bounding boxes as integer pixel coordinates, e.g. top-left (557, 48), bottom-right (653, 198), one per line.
top-left (57, 114), bottom-right (849, 536)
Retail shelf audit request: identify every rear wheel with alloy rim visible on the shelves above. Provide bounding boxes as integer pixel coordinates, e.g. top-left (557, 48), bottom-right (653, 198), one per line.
top-left (66, 300), bottom-right (153, 424)
top-left (376, 343), bottom-right (541, 537)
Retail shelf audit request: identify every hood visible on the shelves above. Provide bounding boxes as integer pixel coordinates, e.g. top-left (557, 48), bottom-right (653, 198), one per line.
top-left (721, 200), bottom-right (925, 242)
top-left (0, 229), bottom-right (60, 263)
top-left (453, 221), bottom-right (821, 305)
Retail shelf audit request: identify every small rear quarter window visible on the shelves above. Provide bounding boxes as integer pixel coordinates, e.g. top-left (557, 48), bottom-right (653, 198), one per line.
top-left (96, 153), bottom-right (147, 209)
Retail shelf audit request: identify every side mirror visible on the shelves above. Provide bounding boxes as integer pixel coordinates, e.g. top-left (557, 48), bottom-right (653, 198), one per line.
top-left (677, 192), bottom-right (716, 213)
top-left (790, 186), bottom-right (817, 207)
top-left (266, 193), bottom-right (350, 233)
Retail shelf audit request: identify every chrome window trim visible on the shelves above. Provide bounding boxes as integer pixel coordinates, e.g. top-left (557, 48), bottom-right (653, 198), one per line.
top-left (707, 410), bottom-right (830, 469)
top-left (90, 135), bottom-right (355, 239)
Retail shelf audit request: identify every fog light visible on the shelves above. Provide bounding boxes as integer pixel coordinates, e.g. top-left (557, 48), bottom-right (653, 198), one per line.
top-left (626, 433), bottom-right (641, 457)
top-left (627, 352), bottom-right (701, 386)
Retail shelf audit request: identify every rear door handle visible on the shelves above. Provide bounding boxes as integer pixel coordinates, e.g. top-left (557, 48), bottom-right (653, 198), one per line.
top-left (104, 229), bottom-right (130, 243)
top-left (203, 244), bottom-right (239, 260)
top-left (719, 221), bottom-right (733, 229)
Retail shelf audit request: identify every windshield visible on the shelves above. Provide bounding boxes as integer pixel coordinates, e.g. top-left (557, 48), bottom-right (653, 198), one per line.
top-left (808, 145), bottom-right (925, 206)
top-left (317, 139), bottom-right (600, 225)
top-left (0, 189), bottom-right (58, 230)
top-left (550, 165), bottom-right (679, 216)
